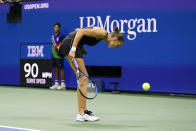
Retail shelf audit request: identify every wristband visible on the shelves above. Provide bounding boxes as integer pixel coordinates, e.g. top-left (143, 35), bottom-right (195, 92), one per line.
top-left (71, 47), bottom-right (76, 51)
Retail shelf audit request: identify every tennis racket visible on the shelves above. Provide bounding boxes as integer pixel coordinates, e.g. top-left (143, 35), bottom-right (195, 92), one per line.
top-left (73, 59), bottom-right (98, 99)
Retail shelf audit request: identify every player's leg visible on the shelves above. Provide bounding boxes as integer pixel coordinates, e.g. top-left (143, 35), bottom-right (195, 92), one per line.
top-left (65, 56), bottom-right (99, 121)
top-left (50, 58), bottom-right (59, 89)
top-left (75, 58), bottom-right (99, 121)
top-left (65, 56), bottom-right (87, 113)
top-left (75, 58), bottom-right (88, 113)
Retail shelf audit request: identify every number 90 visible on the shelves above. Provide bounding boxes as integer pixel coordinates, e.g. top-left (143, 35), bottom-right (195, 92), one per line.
top-left (24, 63), bottom-right (39, 78)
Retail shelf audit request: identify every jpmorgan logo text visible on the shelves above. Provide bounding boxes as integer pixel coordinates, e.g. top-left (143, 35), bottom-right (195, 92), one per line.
top-left (79, 15), bottom-right (158, 40)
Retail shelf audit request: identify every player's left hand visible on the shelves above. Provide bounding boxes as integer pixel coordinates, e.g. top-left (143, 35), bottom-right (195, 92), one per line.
top-left (68, 50), bottom-right (76, 61)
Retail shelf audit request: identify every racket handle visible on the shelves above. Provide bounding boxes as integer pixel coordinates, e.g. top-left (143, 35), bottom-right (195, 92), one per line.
top-left (73, 59), bottom-right (78, 68)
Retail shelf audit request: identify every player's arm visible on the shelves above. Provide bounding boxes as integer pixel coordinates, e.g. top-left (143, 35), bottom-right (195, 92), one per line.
top-left (72, 27), bottom-right (107, 48)
top-left (68, 27), bottom-right (107, 60)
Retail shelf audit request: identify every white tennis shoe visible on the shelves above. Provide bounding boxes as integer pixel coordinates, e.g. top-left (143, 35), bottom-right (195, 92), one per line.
top-left (50, 84), bottom-right (58, 90)
top-left (76, 110), bottom-right (99, 122)
top-left (57, 84), bottom-right (66, 90)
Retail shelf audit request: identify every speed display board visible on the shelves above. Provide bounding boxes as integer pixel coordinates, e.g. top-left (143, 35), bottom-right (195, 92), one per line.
top-left (20, 43), bottom-right (52, 87)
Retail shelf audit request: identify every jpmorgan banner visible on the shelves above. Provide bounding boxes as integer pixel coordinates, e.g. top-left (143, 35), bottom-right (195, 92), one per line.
top-left (0, 0), bottom-right (196, 94)
top-left (79, 15), bottom-right (158, 40)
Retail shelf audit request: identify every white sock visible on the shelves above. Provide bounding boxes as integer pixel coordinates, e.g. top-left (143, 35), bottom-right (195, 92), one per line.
top-left (61, 80), bottom-right (65, 85)
top-left (55, 80), bottom-right (58, 85)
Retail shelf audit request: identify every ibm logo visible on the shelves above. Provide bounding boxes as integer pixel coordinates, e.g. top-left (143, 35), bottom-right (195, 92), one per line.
top-left (27, 46), bottom-right (44, 57)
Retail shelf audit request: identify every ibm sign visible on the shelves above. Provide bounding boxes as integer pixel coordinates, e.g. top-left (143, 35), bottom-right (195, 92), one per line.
top-left (20, 43), bottom-right (52, 87)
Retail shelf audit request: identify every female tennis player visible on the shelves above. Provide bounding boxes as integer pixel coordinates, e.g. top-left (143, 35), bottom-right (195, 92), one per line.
top-left (58, 26), bottom-right (124, 122)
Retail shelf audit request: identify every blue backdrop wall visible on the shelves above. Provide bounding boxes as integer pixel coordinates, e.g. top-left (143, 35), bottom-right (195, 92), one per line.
top-left (0, 0), bottom-right (196, 94)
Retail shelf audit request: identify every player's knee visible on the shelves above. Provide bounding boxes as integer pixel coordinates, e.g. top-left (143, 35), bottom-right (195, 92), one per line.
top-left (80, 76), bottom-right (88, 81)
top-left (78, 76), bottom-right (88, 86)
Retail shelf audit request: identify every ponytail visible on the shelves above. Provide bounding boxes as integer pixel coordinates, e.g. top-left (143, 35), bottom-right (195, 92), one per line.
top-left (111, 27), bottom-right (124, 43)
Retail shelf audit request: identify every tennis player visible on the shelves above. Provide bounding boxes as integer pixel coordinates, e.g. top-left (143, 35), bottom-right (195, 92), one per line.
top-left (58, 26), bottom-right (124, 122)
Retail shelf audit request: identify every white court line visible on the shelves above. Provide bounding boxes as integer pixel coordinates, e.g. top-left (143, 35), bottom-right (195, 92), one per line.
top-left (0, 125), bottom-right (42, 131)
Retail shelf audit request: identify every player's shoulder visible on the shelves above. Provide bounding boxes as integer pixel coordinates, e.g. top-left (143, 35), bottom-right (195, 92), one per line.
top-left (93, 27), bottom-right (107, 35)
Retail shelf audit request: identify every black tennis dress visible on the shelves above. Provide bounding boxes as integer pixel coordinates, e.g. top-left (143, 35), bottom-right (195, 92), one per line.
top-left (58, 29), bottom-right (105, 58)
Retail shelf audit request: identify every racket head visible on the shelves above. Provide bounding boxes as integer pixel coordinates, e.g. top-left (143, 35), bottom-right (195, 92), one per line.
top-left (77, 75), bottom-right (98, 100)
top-left (73, 59), bottom-right (98, 99)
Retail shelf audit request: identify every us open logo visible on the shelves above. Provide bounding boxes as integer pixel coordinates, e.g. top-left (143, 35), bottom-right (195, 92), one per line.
top-left (24, 3), bottom-right (49, 10)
